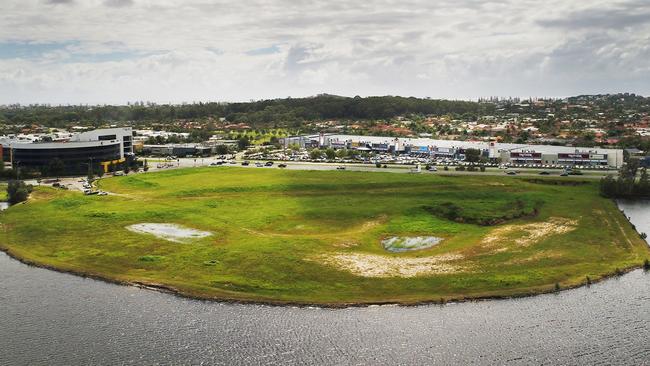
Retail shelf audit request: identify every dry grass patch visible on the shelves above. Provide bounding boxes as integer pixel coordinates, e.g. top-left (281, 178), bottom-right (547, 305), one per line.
top-left (482, 217), bottom-right (578, 249)
top-left (314, 252), bottom-right (465, 278)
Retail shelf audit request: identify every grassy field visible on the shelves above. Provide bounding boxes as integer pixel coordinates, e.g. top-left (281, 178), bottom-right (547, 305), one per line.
top-left (1, 167), bottom-right (648, 305)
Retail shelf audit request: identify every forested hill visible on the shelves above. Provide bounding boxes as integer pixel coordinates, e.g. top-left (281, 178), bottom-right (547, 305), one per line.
top-left (0, 95), bottom-right (493, 128)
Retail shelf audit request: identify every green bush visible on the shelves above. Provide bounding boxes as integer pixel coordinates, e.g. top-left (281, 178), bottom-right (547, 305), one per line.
top-left (7, 180), bottom-right (33, 205)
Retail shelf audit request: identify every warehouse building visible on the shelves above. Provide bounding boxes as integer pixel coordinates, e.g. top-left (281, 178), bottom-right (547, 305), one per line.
top-left (281, 133), bottom-right (624, 168)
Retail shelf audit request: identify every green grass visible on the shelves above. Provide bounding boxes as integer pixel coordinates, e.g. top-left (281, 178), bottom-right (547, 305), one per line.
top-left (0, 167), bottom-right (648, 305)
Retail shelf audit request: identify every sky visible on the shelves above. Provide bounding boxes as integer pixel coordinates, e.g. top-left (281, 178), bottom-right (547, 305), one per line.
top-left (0, 0), bottom-right (649, 104)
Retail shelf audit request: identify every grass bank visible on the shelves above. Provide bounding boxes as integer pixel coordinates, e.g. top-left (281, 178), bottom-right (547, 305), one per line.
top-left (0, 167), bottom-right (648, 306)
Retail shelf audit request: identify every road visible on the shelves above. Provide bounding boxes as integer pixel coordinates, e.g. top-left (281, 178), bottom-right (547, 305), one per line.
top-left (149, 157), bottom-right (616, 180)
top-left (31, 158), bottom-right (616, 193)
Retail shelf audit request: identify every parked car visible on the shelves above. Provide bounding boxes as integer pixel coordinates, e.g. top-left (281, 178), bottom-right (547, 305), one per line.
top-left (560, 172), bottom-right (569, 177)
top-left (114, 171), bottom-right (124, 176)
top-left (264, 161), bottom-right (274, 166)
top-left (97, 191), bottom-right (108, 196)
top-left (241, 161), bottom-right (250, 166)
top-left (336, 165), bottom-right (346, 170)
top-left (84, 190), bottom-right (99, 195)
top-left (539, 171), bottom-right (550, 175)
top-left (506, 171), bottom-right (517, 175)
top-left (427, 166), bottom-right (437, 171)
top-left (255, 162), bottom-right (264, 167)
top-left (278, 163), bottom-right (287, 168)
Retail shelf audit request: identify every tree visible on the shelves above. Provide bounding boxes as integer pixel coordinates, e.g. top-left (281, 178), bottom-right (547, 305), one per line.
top-left (87, 163), bottom-right (94, 182)
top-left (237, 137), bottom-right (250, 150)
top-left (309, 149), bottom-right (323, 160)
top-left (143, 159), bottom-right (149, 172)
top-left (325, 148), bottom-right (336, 160)
top-left (621, 159), bottom-right (639, 180)
top-left (636, 167), bottom-right (650, 195)
top-left (336, 149), bottom-right (349, 159)
top-left (215, 145), bottom-right (229, 155)
top-left (48, 158), bottom-right (65, 177)
top-left (464, 148), bottom-right (481, 164)
top-left (7, 180), bottom-right (33, 205)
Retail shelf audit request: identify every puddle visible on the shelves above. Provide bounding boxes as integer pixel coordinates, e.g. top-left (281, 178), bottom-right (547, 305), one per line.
top-left (382, 236), bottom-right (443, 252)
top-left (126, 223), bottom-right (212, 243)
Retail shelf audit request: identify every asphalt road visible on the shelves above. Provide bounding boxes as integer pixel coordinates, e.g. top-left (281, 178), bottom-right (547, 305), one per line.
top-left (151, 157), bottom-right (616, 180)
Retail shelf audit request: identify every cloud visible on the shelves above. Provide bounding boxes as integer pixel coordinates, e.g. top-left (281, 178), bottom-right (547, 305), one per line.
top-left (44, 0), bottom-right (74, 4)
top-left (103, 0), bottom-right (133, 7)
top-left (0, 0), bottom-right (649, 104)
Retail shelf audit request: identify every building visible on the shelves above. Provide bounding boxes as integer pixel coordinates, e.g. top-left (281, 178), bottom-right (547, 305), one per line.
top-left (0, 127), bottom-right (134, 174)
top-left (281, 134), bottom-right (624, 168)
top-left (142, 143), bottom-right (213, 157)
top-left (70, 127), bottom-right (134, 156)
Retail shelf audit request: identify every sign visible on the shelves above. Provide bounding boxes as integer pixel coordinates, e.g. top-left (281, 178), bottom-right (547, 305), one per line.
top-left (558, 153), bottom-right (589, 159)
top-left (511, 152), bottom-right (541, 158)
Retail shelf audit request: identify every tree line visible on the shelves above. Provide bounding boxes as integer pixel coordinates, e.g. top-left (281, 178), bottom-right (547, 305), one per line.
top-left (0, 95), bottom-right (495, 128)
top-left (600, 159), bottom-right (650, 198)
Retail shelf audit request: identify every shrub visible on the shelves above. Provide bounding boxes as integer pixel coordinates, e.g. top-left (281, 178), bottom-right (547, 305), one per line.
top-left (375, 162), bottom-right (382, 168)
top-left (7, 180), bottom-right (33, 205)
top-left (644, 259), bottom-right (650, 271)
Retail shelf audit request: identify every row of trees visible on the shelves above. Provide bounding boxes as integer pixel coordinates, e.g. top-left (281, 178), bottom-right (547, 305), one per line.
top-left (600, 159), bottom-right (650, 198)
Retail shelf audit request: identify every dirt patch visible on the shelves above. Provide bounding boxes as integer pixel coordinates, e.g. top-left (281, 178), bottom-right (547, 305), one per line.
top-left (127, 223), bottom-right (212, 243)
top-left (482, 217), bottom-right (578, 248)
top-left (382, 236), bottom-right (443, 252)
top-left (314, 252), bottom-right (465, 278)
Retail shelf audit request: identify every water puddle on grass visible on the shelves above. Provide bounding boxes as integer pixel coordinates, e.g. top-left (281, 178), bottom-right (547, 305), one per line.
top-left (382, 236), bottom-right (443, 252)
top-left (127, 223), bottom-right (212, 243)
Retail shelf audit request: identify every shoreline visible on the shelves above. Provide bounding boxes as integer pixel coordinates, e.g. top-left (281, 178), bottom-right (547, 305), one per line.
top-left (1, 246), bottom-right (645, 309)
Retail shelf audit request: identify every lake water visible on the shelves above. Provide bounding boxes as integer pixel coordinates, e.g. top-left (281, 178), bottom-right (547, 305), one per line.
top-left (1, 202), bottom-right (649, 365)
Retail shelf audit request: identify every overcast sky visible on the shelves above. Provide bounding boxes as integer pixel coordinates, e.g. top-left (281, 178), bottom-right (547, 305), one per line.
top-left (0, 0), bottom-right (649, 104)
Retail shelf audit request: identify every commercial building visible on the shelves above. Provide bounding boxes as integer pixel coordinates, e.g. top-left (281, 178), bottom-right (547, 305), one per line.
top-left (142, 143), bottom-right (213, 157)
top-left (0, 127), bottom-right (134, 174)
top-left (281, 133), bottom-right (624, 168)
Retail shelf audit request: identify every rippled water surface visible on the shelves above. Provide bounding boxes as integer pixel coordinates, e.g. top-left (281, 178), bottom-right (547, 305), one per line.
top-left (1, 201), bottom-right (649, 365)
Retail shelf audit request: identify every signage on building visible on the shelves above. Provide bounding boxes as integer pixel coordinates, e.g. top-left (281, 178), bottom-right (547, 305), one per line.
top-left (511, 152), bottom-right (541, 158)
top-left (558, 153), bottom-right (590, 159)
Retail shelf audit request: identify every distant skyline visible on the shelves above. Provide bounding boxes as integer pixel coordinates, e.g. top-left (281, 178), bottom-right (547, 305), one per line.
top-left (1, 0), bottom-right (649, 104)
